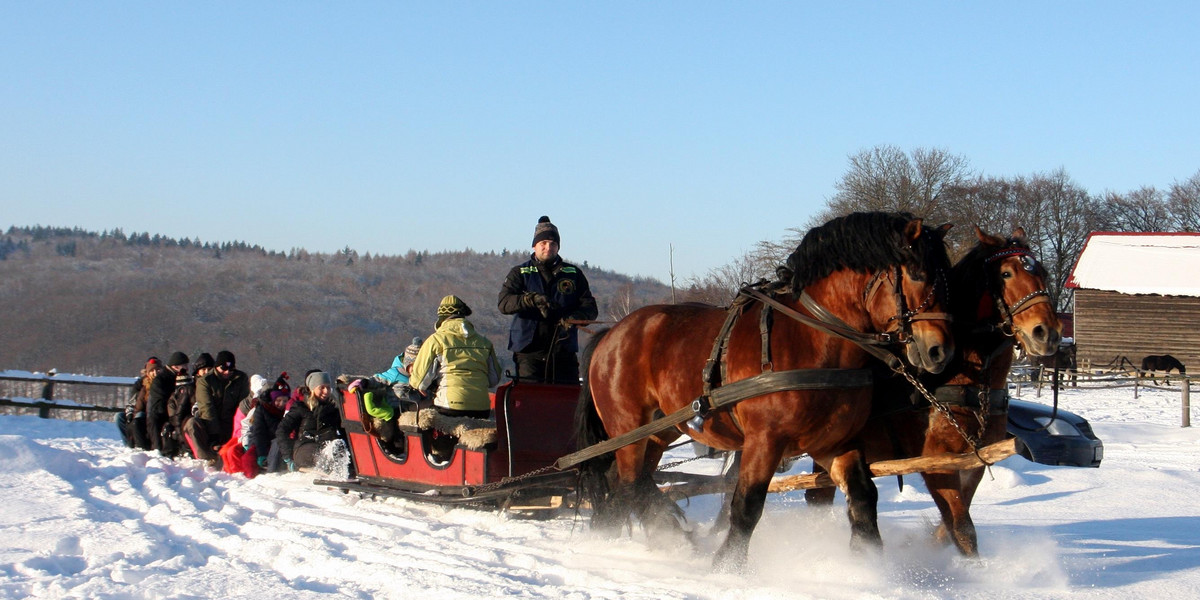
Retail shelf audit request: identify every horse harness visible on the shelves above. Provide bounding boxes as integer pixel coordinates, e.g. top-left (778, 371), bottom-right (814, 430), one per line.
top-left (891, 244), bottom-right (1053, 454)
top-left (693, 265), bottom-right (952, 433)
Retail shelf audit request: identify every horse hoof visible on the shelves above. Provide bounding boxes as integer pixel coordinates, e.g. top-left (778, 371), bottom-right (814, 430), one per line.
top-left (712, 552), bottom-right (748, 575)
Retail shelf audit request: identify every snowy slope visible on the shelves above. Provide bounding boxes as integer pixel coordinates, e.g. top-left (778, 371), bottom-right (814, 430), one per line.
top-left (3, 383), bottom-right (1200, 599)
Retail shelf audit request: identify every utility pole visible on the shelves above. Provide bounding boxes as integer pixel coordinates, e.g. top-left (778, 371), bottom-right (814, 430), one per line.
top-left (669, 244), bottom-right (677, 304)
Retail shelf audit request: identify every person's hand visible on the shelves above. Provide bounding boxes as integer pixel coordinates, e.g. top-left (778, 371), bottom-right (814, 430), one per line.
top-left (521, 292), bottom-right (553, 319)
top-left (348, 379), bottom-right (364, 392)
top-left (558, 318), bottom-right (575, 330)
top-left (284, 458), bottom-right (297, 472)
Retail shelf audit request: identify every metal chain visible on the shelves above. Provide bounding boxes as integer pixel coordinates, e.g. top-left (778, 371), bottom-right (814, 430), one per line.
top-left (891, 362), bottom-right (982, 452)
top-left (975, 386), bottom-right (990, 432)
top-left (657, 452), bottom-right (712, 473)
top-left (468, 464), bottom-right (559, 495)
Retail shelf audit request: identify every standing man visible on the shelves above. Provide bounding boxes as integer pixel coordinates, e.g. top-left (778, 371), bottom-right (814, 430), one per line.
top-left (498, 216), bottom-right (597, 383)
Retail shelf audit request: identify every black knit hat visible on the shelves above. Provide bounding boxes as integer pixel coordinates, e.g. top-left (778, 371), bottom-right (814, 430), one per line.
top-left (167, 351), bottom-right (189, 367)
top-left (215, 350), bottom-right (236, 369)
top-left (532, 215), bottom-right (560, 246)
top-left (193, 352), bottom-right (215, 372)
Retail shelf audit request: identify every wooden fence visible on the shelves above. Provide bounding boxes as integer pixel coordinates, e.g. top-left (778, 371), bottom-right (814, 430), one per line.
top-left (2, 365), bottom-right (1193, 427)
top-left (1010, 363), bottom-right (1194, 427)
top-left (0, 371), bottom-right (137, 421)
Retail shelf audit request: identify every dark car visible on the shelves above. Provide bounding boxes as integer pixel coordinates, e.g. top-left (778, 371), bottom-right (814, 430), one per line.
top-left (1007, 398), bottom-right (1103, 467)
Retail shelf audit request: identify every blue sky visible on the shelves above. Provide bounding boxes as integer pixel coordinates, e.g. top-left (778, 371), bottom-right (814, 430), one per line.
top-left (3, 2), bottom-right (1198, 284)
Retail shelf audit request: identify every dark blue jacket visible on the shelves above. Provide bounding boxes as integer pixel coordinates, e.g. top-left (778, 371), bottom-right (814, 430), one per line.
top-left (498, 255), bottom-right (598, 353)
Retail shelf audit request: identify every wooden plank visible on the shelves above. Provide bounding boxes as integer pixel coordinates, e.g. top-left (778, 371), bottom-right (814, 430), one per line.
top-left (768, 438), bottom-right (1018, 493)
top-left (656, 438), bottom-right (1019, 498)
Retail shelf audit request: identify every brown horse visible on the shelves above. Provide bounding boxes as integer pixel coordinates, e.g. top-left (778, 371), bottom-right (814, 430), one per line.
top-left (575, 212), bottom-right (956, 570)
top-left (808, 226), bottom-right (1061, 555)
top-left (1141, 354), bottom-right (1186, 385)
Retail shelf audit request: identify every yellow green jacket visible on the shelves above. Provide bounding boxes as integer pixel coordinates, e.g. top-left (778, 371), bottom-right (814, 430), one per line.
top-left (409, 317), bottom-right (501, 412)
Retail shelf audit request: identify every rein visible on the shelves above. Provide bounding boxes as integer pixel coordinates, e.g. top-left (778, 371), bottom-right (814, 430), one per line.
top-left (691, 269), bottom-right (953, 433)
top-left (916, 243), bottom-right (1054, 459)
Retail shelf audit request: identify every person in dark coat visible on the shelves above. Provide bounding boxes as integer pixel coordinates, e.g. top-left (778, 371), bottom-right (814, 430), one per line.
top-left (497, 216), bottom-right (598, 383)
top-left (116, 356), bottom-right (162, 450)
top-left (249, 388), bottom-right (290, 471)
top-left (274, 371), bottom-right (347, 472)
top-left (186, 350), bottom-right (249, 465)
top-left (146, 351), bottom-right (186, 453)
top-left (156, 351), bottom-right (190, 457)
top-left (180, 353), bottom-right (214, 460)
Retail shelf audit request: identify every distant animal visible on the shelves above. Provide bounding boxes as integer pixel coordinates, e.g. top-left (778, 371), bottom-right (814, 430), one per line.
top-left (1140, 354), bottom-right (1186, 385)
top-left (1031, 342), bottom-right (1077, 386)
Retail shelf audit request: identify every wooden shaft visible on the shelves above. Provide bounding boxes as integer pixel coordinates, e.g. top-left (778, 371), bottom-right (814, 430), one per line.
top-left (768, 438), bottom-right (1018, 493)
top-left (657, 438), bottom-right (1019, 496)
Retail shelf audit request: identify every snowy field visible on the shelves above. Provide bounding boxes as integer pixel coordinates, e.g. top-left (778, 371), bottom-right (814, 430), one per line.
top-left (3, 381), bottom-right (1200, 599)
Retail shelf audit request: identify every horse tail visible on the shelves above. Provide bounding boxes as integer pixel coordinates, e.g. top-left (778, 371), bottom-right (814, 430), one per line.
top-left (574, 327), bottom-right (614, 516)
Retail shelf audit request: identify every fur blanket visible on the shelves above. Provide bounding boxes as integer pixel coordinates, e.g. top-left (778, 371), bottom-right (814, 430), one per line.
top-left (397, 408), bottom-right (496, 450)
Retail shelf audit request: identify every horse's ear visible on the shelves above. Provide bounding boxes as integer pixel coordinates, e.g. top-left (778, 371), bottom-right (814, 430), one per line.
top-left (974, 225), bottom-right (1004, 247)
top-left (1011, 226), bottom-right (1027, 241)
top-left (904, 218), bottom-right (924, 242)
top-left (938, 222), bottom-right (953, 234)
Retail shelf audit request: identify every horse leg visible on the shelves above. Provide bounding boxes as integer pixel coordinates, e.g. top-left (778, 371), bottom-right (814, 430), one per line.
top-left (923, 470), bottom-right (978, 555)
top-left (804, 462), bottom-right (836, 506)
top-left (711, 451), bottom-right (741, 535)
top-left (629, 437), bottom-right (691, 539)
top-left (713, 437), bottom-right (785, 572)
top-left (592, 441), bottom-right (650, 533)
top-left (827, 449), bottom-right (881, 551)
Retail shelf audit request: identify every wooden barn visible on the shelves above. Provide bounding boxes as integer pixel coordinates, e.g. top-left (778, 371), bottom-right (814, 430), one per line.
top-left (1065, 232), bottom-right (1200, 372)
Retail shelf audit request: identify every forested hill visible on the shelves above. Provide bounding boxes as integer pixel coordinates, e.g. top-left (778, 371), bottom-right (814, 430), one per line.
top-left (0, 226), bottom-right (672, 378)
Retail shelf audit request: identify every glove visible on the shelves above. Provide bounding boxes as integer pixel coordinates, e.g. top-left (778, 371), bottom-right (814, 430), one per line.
top-left (257, 456), bottom-right (267, 468)
top-left (348, 378), bottom-right (364, 392)
top-left (523, 292), bottom-right (553, 319)
top-left (284, 458), bottom-right (297, 473)
top-left (558, 318), bottom-right (575, 330)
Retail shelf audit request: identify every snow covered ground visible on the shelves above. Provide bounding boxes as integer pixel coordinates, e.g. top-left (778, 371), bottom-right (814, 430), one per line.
top-left (3, 381), bottom-right (1199, 599)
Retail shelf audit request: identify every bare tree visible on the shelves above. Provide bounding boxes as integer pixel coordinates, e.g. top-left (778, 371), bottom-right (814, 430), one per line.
top-left (1020, 169), bottom-right (1103, 311)
top-left (1100, 186), bottom-right (1173, 232)
top-left (814, 145), bottom-right (974, 228)
top-left (1169, 170), bottom-right (1200, 231)
top-left (681, 253), bottom-right (771, 306)
top-left (608, 283), bottom-right (636, 321)
top-left (935, 176), bottom-right (1031, 258)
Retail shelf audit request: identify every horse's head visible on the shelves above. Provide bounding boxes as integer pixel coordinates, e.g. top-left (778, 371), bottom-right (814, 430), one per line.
top-left (971, 226), bottom-right (1061, 356)
top-left (861, 217), bottom-right (956, 374)
top-left (788, 212), bottom-right (955, 374)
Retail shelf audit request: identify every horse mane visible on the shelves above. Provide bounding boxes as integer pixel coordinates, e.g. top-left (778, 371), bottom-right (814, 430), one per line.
top-left (783, 212), bottom-right (950, 294)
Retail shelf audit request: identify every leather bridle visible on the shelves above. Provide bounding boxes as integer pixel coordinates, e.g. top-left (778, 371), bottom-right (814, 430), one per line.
top-left (863, 264), bottom-right (953, 345)
top-left (983, 247), bottom-right (1052, 338)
